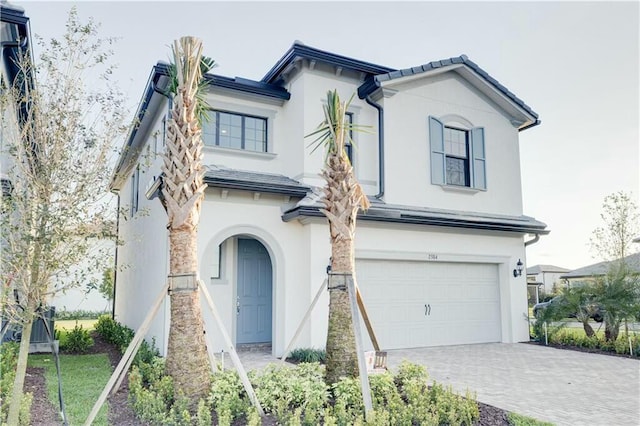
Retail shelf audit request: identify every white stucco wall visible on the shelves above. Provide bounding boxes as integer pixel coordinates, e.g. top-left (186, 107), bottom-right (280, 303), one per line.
top-left (529, 271), bottom-right (566, 295)
top-left (381, 73), bottom-right (524, 216)
top-left (113, 108), bottom-right (171, 351)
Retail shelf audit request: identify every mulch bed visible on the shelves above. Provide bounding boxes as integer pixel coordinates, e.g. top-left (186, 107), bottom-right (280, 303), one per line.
top-left (27, 333), bottom-right (514, 425)
top-left (27, 331), bottom-right (145, 426)
top-left (24, 366), bottom-right (60, 425)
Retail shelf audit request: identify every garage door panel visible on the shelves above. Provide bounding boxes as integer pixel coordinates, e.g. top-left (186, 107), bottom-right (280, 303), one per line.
top-left (356, 259), bottom-right (501, 349)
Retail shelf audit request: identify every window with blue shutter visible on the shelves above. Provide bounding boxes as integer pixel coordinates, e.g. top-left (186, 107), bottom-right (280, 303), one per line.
top-left (429, 117), bottom-right (445, 185)
top-left (429, 116), bottom-right (486, 190)
top-left (470, 127), bottom-right (486, 190)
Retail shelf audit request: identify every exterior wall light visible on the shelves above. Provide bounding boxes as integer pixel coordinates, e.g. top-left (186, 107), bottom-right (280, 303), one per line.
top-left (513, 259), bottom-right (524, 277)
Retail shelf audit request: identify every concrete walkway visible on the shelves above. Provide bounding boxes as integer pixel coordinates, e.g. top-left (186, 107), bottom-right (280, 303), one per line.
top-left (386, 343), bottom-right (640, 426)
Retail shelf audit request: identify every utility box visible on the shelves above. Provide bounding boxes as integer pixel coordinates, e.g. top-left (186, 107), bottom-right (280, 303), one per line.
top-left (30, 306), bottom-right (56, 343)
top-left (0, 307), bottom-right (57, 352)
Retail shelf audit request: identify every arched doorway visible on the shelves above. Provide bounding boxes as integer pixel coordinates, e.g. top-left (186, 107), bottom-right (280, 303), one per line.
top-left (236, 238), bottom-right (273, 344)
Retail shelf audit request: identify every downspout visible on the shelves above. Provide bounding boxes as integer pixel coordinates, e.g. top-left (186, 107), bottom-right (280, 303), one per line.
top-left (524, 233), bottom-right (540, 247)
top-left (365, 96), bottom-right (384, 199)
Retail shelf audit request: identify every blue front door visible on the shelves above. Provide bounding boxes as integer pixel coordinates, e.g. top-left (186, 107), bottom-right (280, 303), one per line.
top-left (237, 238), bottom-right (272, 344)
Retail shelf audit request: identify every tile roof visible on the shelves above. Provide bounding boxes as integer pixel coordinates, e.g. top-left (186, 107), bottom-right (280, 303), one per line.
top-left (203, 166), bottom-right (310, 198)
top-left (561, 252), bottom-right (640, 279)
top-left (526, 265), bottom-right (570, 275)
top-left (358, 54), bottom-right (539, 124)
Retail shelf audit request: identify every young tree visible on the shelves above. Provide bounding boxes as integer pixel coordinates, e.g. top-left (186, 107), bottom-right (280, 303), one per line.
top-left (99, 267), bottom-right (114, 302)
top-left (162, 36), bottom-right (212, 403)
top-left (590, 191), bottom-right (639, 264)
top-left (0, 10), bottom-right (126, 424)
top-left (559, 286), bottom-right (599, 337)
top-left (306, 90), bottom-right (370, 384)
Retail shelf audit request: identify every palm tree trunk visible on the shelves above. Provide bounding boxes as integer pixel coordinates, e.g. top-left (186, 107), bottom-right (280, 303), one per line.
top-left (323, 154), bottom-right (364, 384)
top-left (165, 225), bottom-right (210, 401)
top-left (162, 36), bottom-right (211, 404)
top-left (581, 321), bottom-right (595, 337)
top-left (310, 90), bottom-right (370, 385)
top-left (605, 320), bottom-right (620, 341)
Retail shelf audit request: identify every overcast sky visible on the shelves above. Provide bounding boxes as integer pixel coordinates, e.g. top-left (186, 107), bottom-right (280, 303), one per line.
top-left (20, 1), bottom-right (639, 270)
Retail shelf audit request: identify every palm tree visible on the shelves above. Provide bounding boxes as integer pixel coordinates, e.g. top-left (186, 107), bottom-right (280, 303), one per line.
top-left (560, 286), bottom-right (599, 337)
top-left (594, 265), bottom-right (639, 342)
top-left (161, 36), bottom-right (211, 402)
top-left (307, 90), bottom-right (370, 384)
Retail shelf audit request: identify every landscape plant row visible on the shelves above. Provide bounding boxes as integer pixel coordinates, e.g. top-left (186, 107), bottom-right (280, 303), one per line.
top-left (128, 354), bottom-right (479, 426)
top-left (94, 315), bottom-right (159, 365)
top-left (535, 327), bottom-right (640, 357)
top-left (54, 309), bottom-right (110, 320)
top-left (0, 343), bottom-right (33, 425)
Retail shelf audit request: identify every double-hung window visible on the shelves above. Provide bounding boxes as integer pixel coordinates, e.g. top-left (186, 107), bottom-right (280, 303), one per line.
top-left (429, 116), bottom-right (486, 190)
top-left (203, 110), bottom-right (267, 153)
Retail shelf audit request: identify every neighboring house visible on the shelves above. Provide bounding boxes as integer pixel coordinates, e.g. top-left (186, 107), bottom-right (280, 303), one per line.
top-left (1, 1), bottom-right (31, 189)
top-left (526, 264), bottom-right (570, 302)
top-left (561, 252), bottom-right (640, 287)
top-left (110, 41), bottom-right (548, 356)
top-left (1, 2), bottom-right (110, 314)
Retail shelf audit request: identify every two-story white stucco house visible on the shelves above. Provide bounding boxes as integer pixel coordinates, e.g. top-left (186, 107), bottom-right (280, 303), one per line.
top-left (526, 264), bottom-right (570, 303)
top-left (110, 42), bottom-right (548, 357)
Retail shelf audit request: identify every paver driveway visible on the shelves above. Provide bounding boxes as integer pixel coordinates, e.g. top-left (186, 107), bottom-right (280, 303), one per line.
top-left (386, 343), bottom-right (639, 426)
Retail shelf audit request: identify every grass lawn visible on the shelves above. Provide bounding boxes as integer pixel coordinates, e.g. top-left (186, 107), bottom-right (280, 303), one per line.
top-left (508, 412), bottom-right (555, 426)
top-left (55, 319), bottom-right (98, 331)
top-left (28, 353), bottom-right (111, 425)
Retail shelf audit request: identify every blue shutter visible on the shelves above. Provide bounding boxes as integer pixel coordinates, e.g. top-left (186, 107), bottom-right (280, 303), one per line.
top-left (429, 117), bottom-right (445, 185)
top-left (471, 127), bottom-right (486, 190)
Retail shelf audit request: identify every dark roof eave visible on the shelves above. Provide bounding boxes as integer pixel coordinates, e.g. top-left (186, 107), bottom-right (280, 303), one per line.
top-left (283, 206), bottom-right (550, 234)
top-left (204, 177), bottom-right (309, 198)
top-left (1, 5), bottom-right (29, 25)
top-left (262, 42), bottom-right (396, 85)
top-left (109, 65), bottom-right (168, 191)
top-left (153, 62), bottom-right (291, 100)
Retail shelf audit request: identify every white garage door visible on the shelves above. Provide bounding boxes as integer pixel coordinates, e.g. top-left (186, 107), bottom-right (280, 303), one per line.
top-left (356, 260), bottom-right (501, 349)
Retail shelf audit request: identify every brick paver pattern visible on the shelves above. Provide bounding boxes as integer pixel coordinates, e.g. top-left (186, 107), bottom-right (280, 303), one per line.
top-left (386, 343), bottom-right (640, 426)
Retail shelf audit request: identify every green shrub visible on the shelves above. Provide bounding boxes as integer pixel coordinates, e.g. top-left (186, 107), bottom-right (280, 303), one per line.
top-left (129, 358), bottom-right (211, 425)
top-left (62, 323), bottom-right (94, 353)
top-left (94, 315), bottom-right (158, 365)
top-left (55, 309), bottom-right (108, 320)
top-left (209, 370), bottom-right (250, 422)
top-left (369, 373), bottom-right (409, 425)
top-left (130, 357), bottom-right (480, 426)
top-left (133, 338), bottom-right (160, 367)
top-left (251, 362), bottom-right (328, 424)
top-left (288, 347), bottom-right (326, 363)
top-left (0, 342), bottom-right (34, 425)
top-left (94, 315), bottom-right (134, 351)
top-left (331, 377), bottom-right (363, 425)
top-left (546, 329), bottom-right (640, 357)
